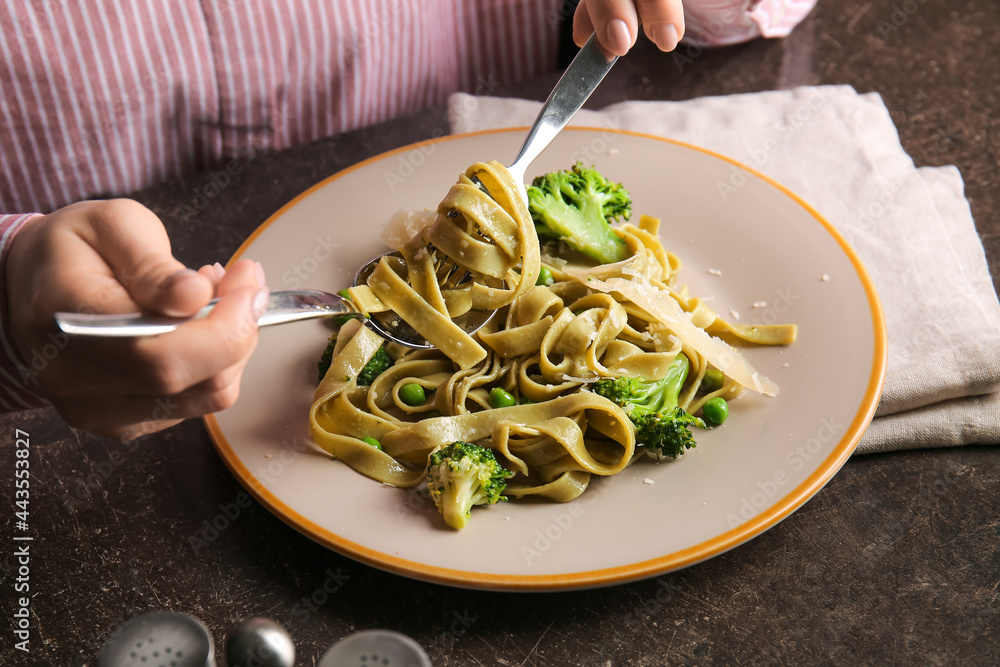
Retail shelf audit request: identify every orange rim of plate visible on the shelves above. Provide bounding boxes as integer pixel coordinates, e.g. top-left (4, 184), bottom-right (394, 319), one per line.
top-left (204, 127), bottom-right (888, 591)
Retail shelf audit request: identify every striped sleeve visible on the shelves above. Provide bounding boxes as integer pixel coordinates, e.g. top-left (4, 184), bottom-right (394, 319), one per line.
top-left (0, 0), bottom-right (564, 214)
top-left (0, 213), bottom-right (48, 412)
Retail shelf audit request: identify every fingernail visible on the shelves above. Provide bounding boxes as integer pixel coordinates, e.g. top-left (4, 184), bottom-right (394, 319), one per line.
top-left (651, 23), bottom-right (679, 52)
top-left (212, 262), bottom-right (227, 280)
top-left (606, 19), bottom-right (632, 56)
top-left (254, 261), bottom-right (267, 289)
top-left (252, 287), bottom-right (270, 322)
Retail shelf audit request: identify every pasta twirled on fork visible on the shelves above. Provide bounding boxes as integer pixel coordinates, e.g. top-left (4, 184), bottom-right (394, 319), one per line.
top-left (309, 161), bottom-right (797, 524)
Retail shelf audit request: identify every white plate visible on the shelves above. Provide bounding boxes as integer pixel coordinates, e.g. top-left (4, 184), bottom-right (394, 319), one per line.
top-left (205, 128), bottom-right (886, 591)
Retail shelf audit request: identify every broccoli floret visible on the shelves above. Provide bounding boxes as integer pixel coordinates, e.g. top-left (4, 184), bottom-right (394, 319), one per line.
top-left (317, 338), bottom-right (392, 385)
top-left (357, 345), bottom-right (393, 386)
top-left (527, 162), bottom-right (631, 264)
top-left (593, 353), bottom-right (706, 460)
top-left (593, 353), bottom-right (690, 419)
top-left (632, 407), bottom-right (706, 460)
top-left (427, 441), bottom-right (513, 530)
top-left (317, 335), bottom-right (337, 381)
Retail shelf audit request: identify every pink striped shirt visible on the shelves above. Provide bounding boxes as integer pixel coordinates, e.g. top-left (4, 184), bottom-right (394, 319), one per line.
top-left (0, 0), bottom-right (815, 413)
top-left (0, 0), bottom-right (564, 410)
top-left (0, 0), bottom-right (564, 214)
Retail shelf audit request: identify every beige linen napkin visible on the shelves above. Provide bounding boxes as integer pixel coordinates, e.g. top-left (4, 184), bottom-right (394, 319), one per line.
top-left (448, 86), bottom-right (1000, 453)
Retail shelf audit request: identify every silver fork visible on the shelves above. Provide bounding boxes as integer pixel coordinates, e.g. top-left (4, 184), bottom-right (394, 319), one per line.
top-left (444, 32), bottom-right (617, 286)
top-left (54, 34), bottom-right (617, 347)
top-left (477, 32), bottom-right (617, 203)
top-left (55, 289), bottom-right (359, 337)
top-left (54, 252), bottom-right (489, 349)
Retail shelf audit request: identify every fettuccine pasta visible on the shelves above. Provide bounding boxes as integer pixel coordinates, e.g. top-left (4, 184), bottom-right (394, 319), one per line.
top-left (309, 160), bottom-right (796, 509)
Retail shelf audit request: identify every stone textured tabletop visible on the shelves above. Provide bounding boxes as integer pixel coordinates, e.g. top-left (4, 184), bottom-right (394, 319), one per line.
top-left (2, 1), bottom-right (998, 665)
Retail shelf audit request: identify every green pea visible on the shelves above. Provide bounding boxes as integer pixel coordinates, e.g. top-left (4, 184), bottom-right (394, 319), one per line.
top-left (425, 409), bottom-right (442, 419)
top-left (701, 369), bottom-right (725, 393)
top-left (702, 397), bottom-right (729, 426)
top-left (399, 383), bottom-right (426, 406)
top-left (361, 436), bottom-right (382, 450)
top-left (536, 266), bottom-right (553, 286)
top-left (489, 387), bottom-right (517, 409)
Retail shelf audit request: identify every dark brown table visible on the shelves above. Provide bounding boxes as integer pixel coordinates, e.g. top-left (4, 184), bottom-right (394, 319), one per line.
top-left (3, 1), bottom-right (998, 664)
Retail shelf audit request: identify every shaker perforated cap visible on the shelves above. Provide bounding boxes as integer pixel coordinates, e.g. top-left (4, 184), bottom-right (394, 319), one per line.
top-left (97, 610), bottom-right (214, 667)
top-left (318, 629), bottom-right (431, 667)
